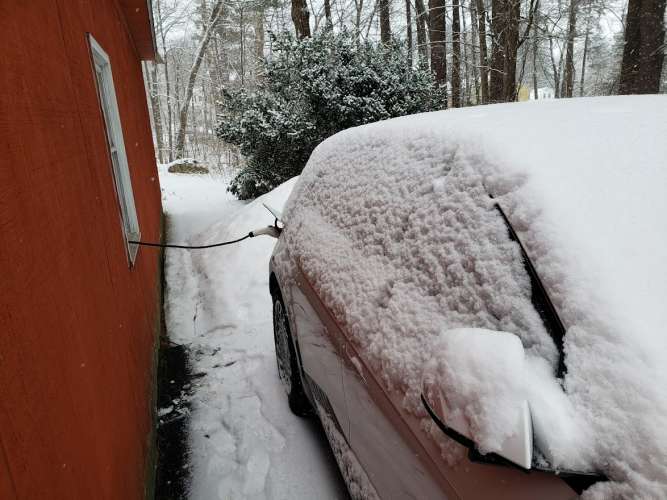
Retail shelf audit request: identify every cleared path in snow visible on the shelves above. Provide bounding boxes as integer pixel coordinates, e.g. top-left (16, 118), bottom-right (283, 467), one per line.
top-left (159, 168), bottom-right (348, 499)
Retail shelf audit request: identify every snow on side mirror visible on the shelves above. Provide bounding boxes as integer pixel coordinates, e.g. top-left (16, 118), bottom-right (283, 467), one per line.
top-left (421, 328), bottom-right (533, 470)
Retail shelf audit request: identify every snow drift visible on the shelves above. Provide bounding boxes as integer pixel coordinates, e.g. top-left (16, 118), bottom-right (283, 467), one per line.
top-left (280, 96), bottom-right (667, 497)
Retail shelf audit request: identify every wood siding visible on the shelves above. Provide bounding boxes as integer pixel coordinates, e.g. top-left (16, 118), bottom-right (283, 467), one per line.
top-left (0, 1), bottom-right (162, 499)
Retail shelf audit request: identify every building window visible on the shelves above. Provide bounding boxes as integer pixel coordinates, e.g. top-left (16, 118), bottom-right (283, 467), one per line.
top-left (88, 34), bottom-right (140, 266)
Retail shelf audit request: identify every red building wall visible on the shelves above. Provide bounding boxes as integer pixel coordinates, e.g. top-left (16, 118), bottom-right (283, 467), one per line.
top-left (0, 2), bottom-right (162, 498)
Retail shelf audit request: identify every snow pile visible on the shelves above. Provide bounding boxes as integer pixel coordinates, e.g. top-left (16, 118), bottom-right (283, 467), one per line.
top-left (160, 171), bottom-right (347, 499)
top-left (281, 96), bottom-right (667, 497)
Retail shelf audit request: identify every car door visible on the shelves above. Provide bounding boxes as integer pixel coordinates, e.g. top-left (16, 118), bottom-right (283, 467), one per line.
top-left (340, 337), bottom-right (453, 499)
top-left (289, 267), bottom-right (350, 442)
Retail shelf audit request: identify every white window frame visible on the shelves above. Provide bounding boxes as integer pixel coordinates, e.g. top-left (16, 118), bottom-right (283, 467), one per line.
top-left (89, 34), bottom-right (141, 266)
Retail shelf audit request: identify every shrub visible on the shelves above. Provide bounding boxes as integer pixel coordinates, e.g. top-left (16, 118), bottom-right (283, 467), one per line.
top-left (217, 30), bottom-right (446, 199)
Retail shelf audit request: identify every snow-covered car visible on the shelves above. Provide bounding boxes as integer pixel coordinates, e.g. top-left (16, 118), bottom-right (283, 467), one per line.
top-left (268, 96), bottom-right (667, 499)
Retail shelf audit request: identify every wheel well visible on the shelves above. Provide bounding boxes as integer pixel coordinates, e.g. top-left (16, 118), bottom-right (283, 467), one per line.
top-left (268, 272), bottom-right (311, 406)
top-left (269, 272), bottom-right (280, 298)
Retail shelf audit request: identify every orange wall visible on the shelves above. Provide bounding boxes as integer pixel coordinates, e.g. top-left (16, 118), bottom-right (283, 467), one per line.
top-left (0, 1), bottom-right (162, 498)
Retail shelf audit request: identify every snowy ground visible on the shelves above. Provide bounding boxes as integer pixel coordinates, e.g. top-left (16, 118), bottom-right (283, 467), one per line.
top-left (159, 167), bottom-right (348, 499)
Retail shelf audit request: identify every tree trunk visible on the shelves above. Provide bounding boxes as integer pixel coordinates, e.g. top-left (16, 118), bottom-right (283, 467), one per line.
top-left (155, 0), bottom-right (174, 161)
top-left (324, 0), bottom-right (333, 29)
top-left (364, 0), bottom-right (380, 39)
top-left (175, 0), bottom-right (224, 159)
top-left (557, 38), bottom-right (565, 96)
top-left (240, 6), bottom-right (246, 86)
top-left (167, 59), bottom-right (175, 161)
top-left (255, 8), bottom-right (265, 62)
top-left (562, 0), bottom-right (577, 98)
top-left (637, 0), bottom-right (666, 90)
top-left (619, 0), bottom-right (666, 94)
top-left (489, 0), bottom-right (520, 102)
top-left (532, 3), bottom-right (539, 99)
top-left (209, 27), bottom-right (225, 112)
top-left (429, 0), bottom-right (447, 86)
top-left (379, 0), bottom-right (392, 43)
top-left (619, 0), bottom-right (642, 93)
top-left (452, 0), bottom-right (462, 107)
top-left (579, 13), bottom-right (590, 96)
top-left (354, 0), bottom-right (365, 39)
top-left (476, 0), bottom-right (489, 103)
top-left (415, 0), bottom-right (429, 69)
top-left (406, 0), bottom-right (413, 67)
top-left (461, 0), bottom-right (471, 104)
top-left (489, 0), bottom-right (506, 102)
top-left (470, 0), bottom-right (481, 103)
top-left (145, 62), bottom-right (165, 163)
top-left (502, 0), bottom-right (520, 101)
top-left (292, 0), bottom-right (311, 39)
top-left (549, 36), bottom-right (561, 98)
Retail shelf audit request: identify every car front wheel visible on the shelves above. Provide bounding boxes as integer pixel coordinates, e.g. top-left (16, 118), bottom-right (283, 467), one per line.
top-left (272, 292), bottom-right (313, 417)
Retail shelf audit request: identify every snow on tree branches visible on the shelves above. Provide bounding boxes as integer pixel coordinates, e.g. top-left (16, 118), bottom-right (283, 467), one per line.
top-left (216, 30), bottom-right (447, 200)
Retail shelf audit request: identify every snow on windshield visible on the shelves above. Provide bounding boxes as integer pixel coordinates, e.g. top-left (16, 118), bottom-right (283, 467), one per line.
top-left (281, 96), bottom-right (667, 497)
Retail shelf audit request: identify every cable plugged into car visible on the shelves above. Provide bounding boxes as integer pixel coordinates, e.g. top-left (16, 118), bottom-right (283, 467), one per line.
top-left (129, 203), bottom-right (284, 250)
top-left (248, 224), bottom-right (281, 239)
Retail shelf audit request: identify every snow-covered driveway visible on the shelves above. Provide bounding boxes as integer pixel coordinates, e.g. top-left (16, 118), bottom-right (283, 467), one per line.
top-left (159, 168), bottom-right (348, 499)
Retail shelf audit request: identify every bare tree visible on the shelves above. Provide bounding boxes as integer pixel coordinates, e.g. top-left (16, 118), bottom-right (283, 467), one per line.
top-left (461, 0), bottom-right (472, 104)
top-left (175, 0), bottom-right (224, 158)
top-left (324, 0), bottom-right (333, 29)
top-left (256, 8), bottom-right (266, 62)
top-left (489, 0), bottom-right (506, 102)
top-left (452, 0), bottom-right (462, 106)
top-left (469, 0), bottom-right (481, 103)
top-left (415, 0), bottom-right (429, 69)
top-left (143, 0), bottom-right (645, 171)
top-left (379, 0), bottom-right (392, 43)
top-left (579, 7), bottom-right (592, 96)
top-left (476, 0), bottom-right (489, 103)
top-left (562, 0), bottom-right (578, 97)
top-left (155, 0), bottom-right (176, 161)
top-left (144, 61), bottom-right (165, 163)
top-left (292, 0), bottom-right (312, 38)
top-left (619, 0), bottom-right (666, 94)
top-left (531, 0), bottom-right (540, 100)
top-left (429, 0), bottom-right (447, 86)
top-left (353, 0), bottom-right (365, 38)
top-left (406, 0), bottom-right (413, 66)
top-left (502, 0), bottom-right (520, 101)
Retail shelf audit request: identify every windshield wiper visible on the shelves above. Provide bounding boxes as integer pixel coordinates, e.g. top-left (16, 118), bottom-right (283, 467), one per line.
top-left (493, 203), bottom-right (567, 379)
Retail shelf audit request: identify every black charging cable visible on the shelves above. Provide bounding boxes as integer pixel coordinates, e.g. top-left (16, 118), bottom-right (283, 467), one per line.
top-left (129, 233), bottom-right (252, 250)
top-left (128, 221), bottom-right (282, 250)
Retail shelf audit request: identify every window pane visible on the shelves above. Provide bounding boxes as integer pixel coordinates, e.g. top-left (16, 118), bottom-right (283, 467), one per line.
top-left (90, 35), bottom-right (140, 265)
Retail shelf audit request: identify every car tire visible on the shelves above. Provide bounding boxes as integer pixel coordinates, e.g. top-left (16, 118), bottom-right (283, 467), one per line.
top-left (272, 291), bottom-right (313, 417)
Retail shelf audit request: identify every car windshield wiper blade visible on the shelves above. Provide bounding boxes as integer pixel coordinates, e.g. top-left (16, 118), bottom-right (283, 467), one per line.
top-left (493, 202), bottom-right (567, 379)
top-left (532, 463), bottom-right (608, 494)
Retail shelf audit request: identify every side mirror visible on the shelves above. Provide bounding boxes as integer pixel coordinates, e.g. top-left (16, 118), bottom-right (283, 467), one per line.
top-left (421, 328), bottom-right (533, 470)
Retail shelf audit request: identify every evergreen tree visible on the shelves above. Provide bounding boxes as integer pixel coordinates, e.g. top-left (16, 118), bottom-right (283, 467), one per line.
top-left (217, 31), bottom-right (446, 199)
